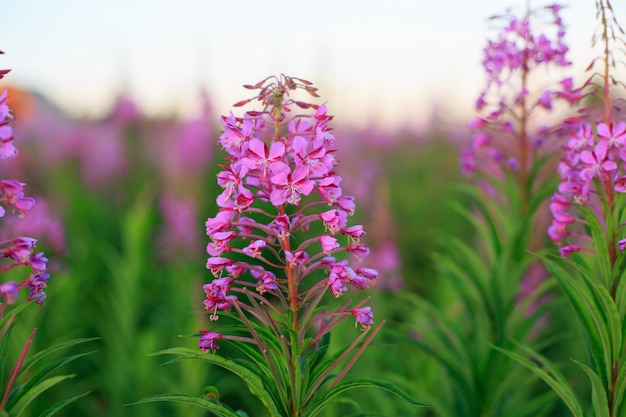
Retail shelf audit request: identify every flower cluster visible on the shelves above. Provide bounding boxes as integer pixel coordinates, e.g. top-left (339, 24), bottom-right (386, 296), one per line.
top-left (549, 122), bottom-right (626, 256)
top-left (0, 57), bottom-right (49, 308)
top-left (199, 75), bottom-right (378, 352)
top-left (461, 4), bottom-right (580, 177)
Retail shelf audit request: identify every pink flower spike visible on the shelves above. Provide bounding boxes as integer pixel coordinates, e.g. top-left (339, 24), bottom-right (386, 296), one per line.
top-left (619, 239), bottom-right (626, 252)
top-left (350, 306), bottom-right (374, 331)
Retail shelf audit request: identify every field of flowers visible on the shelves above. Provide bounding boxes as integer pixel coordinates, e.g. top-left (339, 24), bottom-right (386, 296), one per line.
top-left (0, 1), bottom-right (625, 416)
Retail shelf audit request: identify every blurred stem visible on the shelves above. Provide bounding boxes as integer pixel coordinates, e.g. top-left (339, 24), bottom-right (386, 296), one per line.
top-left (600, 0), bottom-right (612, 125)
top-left (518, 8), bottom-right (531, 218)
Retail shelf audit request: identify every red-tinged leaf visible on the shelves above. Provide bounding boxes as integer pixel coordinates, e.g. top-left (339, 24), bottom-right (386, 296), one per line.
top-left (233, 99), bottom-right (250, 107)
top-left (0, 69), bottom-right (10, 79)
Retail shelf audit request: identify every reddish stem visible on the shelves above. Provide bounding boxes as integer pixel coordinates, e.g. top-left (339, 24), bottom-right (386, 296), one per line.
top-left (0, 327), bottom-right (36, 411)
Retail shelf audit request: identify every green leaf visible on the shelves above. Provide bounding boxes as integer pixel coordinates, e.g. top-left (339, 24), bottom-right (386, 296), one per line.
top-left (10, 374), bottom-right (76, 417)
top-left (493, 343), bottom-right (584, 417)
top-left (38, 390), bottom-right (92, 417)
top-left (578, 204), bottom-right (612, 290)
top-left (572, 359), bottom-right (609, 417)
top-left (302, 377), bottom-right (429, 417)
top-left (20, 337), bottom-right (100, 374)
top-left (131, 393), bottom-right (241, 417)
top-left (154, 347), bottom-right (283, 417)
top-left (7, 351), bottom-right (96, 410)
top-left (544, 256), bottom-right (614, 383)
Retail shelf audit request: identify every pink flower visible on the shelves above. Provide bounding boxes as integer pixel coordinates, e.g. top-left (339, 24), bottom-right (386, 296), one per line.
top-left (250, 269), bottom-right (278, 294)
top-left (207, 231), bottom-right (237, 257)
top-left (342, 225), bottom-right (365, 241)
top-left (567, 124), bottom-right (593, 152)
top-left (206, 257), bottom-right (233, 277)
top-left (537, 90), bottom-right (552, 110)
top-left (206, 211), bottom-right (235, 236)
top-left (239, 138), bottom-right (285, 180)
top-left (335, 195), bottom-right (355, 214)
top-left (558, 244), bottom-right (580, 258)
top-left (243, 239), bottom-right (266, 258)
top-left (597, 122), bottom-right (626, 150)
top-left (269, 164), bottom-right (315, 206)
top-left (203, 277), bottom-right (235, 319)
top-left (285, 250), bottom-right (309, 266)
top-left (350, 306), bottom-right (374, 330)
top-left (319, 235), bottom-right (339, 254)
top-left (0, 281), bottom-right (18, 304)
top-left (579, 141), bottom-right (617, 181)
top-left (320, 209), bottom-right (340, 234)
top-left (198, 331), bottom-right (222, 353)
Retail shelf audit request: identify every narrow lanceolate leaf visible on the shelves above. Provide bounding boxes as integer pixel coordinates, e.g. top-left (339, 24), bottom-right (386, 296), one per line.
top-left (131, 393), bottom-right (241, 417)
top-left (10, 374), bottom-right (76, 417)
top-left (38, 390), bottom-right (92, 417)
top-left (493, 344), bottom-right (584, 417)
top-left (20, 337), bottom-right (100, 374)
top-left (7, 351), bottom-right (96, 410)
top-left (544, 256), bottom-right (613, 384)
top-left (572, 360), bottom-right (610, 417)
top-left (154, 347), bottom-right (283, 417)
top-left (302, 377), bottom-right (429, 417)
top-left (578, 204), bottom-right (612, 290)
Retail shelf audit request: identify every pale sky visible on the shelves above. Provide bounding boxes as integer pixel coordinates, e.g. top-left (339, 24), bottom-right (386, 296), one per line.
top-left (0, 0), bottom-right (621, 129)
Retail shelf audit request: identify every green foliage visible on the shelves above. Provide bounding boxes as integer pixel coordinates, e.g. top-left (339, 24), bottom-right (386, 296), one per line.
top-left (1, 336), bottom-right (96, 417)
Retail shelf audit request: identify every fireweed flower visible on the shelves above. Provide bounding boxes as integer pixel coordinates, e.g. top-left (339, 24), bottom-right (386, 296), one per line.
top-left (200, 75), bottom-right (377, 327)
top-left (407, 6), bottom-right (579, 417)
top-left (462, 5), bottom-right (579, 183)
top-left (506, 3), bottom-right (626, 416)
top-left (0, 58), bottom-right (49, 310)
top-left (188, 75), bottom-right (417, 417)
